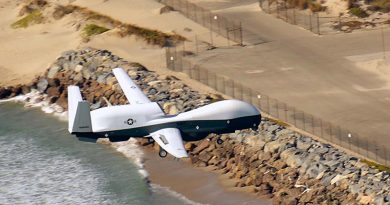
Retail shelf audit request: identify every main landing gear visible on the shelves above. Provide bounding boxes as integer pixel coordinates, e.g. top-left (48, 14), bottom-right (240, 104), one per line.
top-left (159, 147), bottom-right (168, 158)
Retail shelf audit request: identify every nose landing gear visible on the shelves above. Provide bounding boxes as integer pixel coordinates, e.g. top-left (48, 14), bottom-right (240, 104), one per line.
top-left (216, 138), bottom-right (224, 145)
top-left (251, 123), bottom-right (259, 131)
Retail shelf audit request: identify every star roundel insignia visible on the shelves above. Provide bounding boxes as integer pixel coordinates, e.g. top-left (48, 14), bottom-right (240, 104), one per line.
top-left (127, 118), bottom-right (135, 125)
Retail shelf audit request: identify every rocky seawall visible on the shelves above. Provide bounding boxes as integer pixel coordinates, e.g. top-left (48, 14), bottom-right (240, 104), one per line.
top-left (0, 48), bottom-right (389, 205)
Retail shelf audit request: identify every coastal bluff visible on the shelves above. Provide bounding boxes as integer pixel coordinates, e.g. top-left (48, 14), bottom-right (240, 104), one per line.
top-left (1, 48), bottom-right (389, 205)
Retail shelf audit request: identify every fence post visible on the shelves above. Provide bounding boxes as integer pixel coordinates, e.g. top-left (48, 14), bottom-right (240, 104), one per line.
top-left (195, 35), bottom-right (199, 54)
top-left (311, 115), bottom-right (314, 135)
top-left (337, 126), bottom-right (342, 146)
top-left (186, 1), bottom-right (189, 17)
top-left (202, 9), bottom-right (205, 26)
top-left (226, 28), bottom-right (230, 46)
top-left (268, 0), bottom-right (270, 13)
top-left (285, 3), bottom-right (288, 21)
top-left (338, 15), bottom-right (341, 31)
top-left (266, 96), bottom-right (270, 114)
top-left (239, 22), bottom-right (243, 46)
top-left (385, 145), bottom-right (388, 166)
top-left (293, 107), bottom-right (296, 126)
top-left (309, 13), bottom-right (312, 31)
top-left (195, 3), bottom-right (199, 22)
top-left (293, 8), bottom-right (296, 25)
top-left (173, 46), bottom-right (177, 71)
top-left (375, 141), bottom-right (378, 162)
top-left (317, 13), bottom-right (320, 35)
top-left (356, 134), bottom-right (360, 155)
top-left (209, 14), bottom-right (214, 45)
top-left (366, 139), bottom-right (369, 159)
top-left (284, 103), bottom-right (287, 122)
top-left (329, 123), bottom-right (333, 143)
top-left (303, 112), bottom-right (305, 130)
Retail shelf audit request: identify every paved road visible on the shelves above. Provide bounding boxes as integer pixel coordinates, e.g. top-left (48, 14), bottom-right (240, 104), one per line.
top-left (187, 0), bottom-right (390, 158)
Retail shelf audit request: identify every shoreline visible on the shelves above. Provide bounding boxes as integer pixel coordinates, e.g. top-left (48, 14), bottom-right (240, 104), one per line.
top-left (0, 94), bottom-right (269, 205)
top-left (142, 146), bottom-right (271, 205)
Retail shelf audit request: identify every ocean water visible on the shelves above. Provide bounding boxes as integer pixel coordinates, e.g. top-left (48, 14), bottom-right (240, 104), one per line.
top-left (0, 103), bottom-right (199, 205)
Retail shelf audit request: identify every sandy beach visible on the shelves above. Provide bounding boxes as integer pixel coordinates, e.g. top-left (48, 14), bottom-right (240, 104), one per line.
top-left (143, 147), bottom-right (271, 205)
top-left (0, 0), bottom-right (231, 87)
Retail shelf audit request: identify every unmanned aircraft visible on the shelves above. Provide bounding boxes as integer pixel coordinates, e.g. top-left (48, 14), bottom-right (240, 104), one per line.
top-left (68, 68), bottom-right (261, 158)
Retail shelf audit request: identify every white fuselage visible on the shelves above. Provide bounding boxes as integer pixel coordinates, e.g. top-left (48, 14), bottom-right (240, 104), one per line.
top-left (89, 99), bottom-right (261, 140)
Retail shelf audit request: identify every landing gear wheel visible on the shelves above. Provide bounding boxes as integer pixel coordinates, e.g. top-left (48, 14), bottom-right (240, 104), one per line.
top-left (216, 138), bottom-right (224, 145)
top-left (159, 148), bottom-right (168, 158)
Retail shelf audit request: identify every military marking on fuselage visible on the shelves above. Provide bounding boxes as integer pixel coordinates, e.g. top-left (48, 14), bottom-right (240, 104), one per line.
top-left (125, 118), bottom-right (136, 125)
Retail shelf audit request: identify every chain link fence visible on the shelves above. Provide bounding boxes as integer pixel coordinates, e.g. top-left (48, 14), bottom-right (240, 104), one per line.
top-left (166, 47), bottom-right (390, 167)
top-left (258, 0), bottom-right (349, 35)
top-left (160, 0), bottom-right (243, 45)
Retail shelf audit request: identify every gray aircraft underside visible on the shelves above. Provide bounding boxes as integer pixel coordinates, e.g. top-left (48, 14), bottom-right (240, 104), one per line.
top-left (68, 68), bottom-right (261, 158)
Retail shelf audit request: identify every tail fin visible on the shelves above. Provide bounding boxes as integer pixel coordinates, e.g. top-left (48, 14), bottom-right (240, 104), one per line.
top-left (68, 86), bottom-right (92, 134)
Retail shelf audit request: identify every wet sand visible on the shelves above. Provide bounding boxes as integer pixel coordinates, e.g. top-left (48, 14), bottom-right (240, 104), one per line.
top-left (143, 147), bottom-right (271, 205)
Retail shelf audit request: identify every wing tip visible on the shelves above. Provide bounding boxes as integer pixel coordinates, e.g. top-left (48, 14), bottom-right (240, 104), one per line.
top-left (112, 67), bottom-right (124, 73)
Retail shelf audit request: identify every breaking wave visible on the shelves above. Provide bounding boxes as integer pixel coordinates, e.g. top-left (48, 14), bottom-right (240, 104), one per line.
top-left (0, 134), bottom-right (118, 205)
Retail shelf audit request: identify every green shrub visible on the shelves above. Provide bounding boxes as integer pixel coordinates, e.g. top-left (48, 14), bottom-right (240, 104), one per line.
top-left (361, 159), bottom-right (390, 173)
top-left (11, 10), bottom-right (43, 28)
top-left (349, 7), bottom-right (369, 18)
top-left (82, 24), bottom-right (110, 37)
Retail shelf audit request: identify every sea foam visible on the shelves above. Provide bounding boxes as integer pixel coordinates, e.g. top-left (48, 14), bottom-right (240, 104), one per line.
top-left (1, 92), bottom-right (204, 205)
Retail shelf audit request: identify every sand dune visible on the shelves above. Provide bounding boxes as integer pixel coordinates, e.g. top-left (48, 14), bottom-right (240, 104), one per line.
top-left (0, 0), bottom-right (230, 86)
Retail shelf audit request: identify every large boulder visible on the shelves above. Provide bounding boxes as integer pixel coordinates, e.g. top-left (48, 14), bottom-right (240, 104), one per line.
top-left (192, 139), bottom-right (210, 155)
top-left (264, 140), bottom-right (283, 153)
top-left (46, 87), bottom-right (61, 97)
top-left (47, 65), bottom-right (61, 78)
top-left (36, 78), bottom-right (48, 93)
top-left (296, 136), bottom-right (312, 150)
top-left (280, 148), bottom-right (305, 168)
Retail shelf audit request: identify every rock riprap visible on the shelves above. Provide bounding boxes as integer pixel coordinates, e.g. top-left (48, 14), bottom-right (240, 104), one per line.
top-left (1, 48), bottom-right (389, 205)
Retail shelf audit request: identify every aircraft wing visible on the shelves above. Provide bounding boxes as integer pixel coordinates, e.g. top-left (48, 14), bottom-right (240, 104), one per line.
top-left (150, 128), bottom-right (188, 158)
top-left (112, 68), bottom-right (151, 104)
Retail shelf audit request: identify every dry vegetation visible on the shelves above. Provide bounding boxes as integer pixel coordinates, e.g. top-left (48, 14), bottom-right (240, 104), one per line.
top-left (11, 10), bottom-right (44, 28)
top-left (281, 0), bottom-right (326, 12)
top-left (361, 159), bottom-right (390, 174)
top-left (11, 0), bottom-right (47, 28)
top-left (348, 0), bottom-right (390, 17)
top-left (82, 24), bottom-right (110, 38)
top-left (366, 0), bottom-right (390, 12)
top-left (12, 1), bottom-right (185, 46)
top-left (52, 5), bottom-right (185, 46)
top-left (280, 0), bottom-right (390, 15)
top-left (18, 0), bottom-right (47, 16)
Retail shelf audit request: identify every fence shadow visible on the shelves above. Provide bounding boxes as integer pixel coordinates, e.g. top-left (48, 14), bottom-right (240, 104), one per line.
top-left (165, 47), bottom-right (390, 167)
